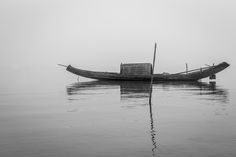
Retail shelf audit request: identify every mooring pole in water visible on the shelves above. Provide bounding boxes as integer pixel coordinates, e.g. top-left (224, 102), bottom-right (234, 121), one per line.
top-left (149, 43), bottom-right (158, 156)
top-left (151, 43), bottom-right (157, 82)
top-left (149, 42), bottom-right (157, 104)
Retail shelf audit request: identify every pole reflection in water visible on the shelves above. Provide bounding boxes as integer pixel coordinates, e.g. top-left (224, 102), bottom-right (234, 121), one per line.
top-left (120, 81), bottom-right (158, 156)
top-left (66, 81), bottom-right (228, 156)
top-left (148, 85), bottom-right (158, 157)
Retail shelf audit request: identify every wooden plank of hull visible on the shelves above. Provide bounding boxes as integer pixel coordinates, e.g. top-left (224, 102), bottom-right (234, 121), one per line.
top-left (66, 62), bottom-right (229, 81)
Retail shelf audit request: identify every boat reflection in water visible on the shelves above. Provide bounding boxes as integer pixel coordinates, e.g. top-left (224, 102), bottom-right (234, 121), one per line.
top-left (66, 81), bottom-right (228, 157)
top-left (66, 81), bottom-right (228, 104)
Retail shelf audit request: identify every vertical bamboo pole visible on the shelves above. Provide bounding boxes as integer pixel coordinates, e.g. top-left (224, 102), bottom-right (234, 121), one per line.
top-left (149, 43), bottom-right (157, 104)
top-left (186, 63), bottom-right (188, 74)
top-left (151, 43), bottom-right (157, 82)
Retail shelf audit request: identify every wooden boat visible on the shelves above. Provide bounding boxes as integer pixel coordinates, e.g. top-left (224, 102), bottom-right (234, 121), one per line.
top-left (63, 62), bottom-right (229, 81)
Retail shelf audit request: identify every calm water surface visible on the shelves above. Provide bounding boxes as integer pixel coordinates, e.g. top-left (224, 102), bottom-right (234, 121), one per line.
top-left (0, 68), bottom-right (235, 157)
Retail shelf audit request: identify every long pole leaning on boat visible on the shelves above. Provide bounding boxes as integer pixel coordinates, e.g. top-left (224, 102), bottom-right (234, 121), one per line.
top-left (149, 42), bottom-right (157, 104)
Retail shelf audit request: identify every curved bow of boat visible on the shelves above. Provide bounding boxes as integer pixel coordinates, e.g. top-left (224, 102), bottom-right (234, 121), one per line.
top-left (193, 62), bottom-right (230, 80)
top-left (166, 62), bottom-right (230, 81)
top-left (66, 65), bottom-right (121, 80)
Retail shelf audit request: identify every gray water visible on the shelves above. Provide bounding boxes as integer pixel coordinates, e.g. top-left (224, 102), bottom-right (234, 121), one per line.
top-left (0, 67), bottom-right (235, 157)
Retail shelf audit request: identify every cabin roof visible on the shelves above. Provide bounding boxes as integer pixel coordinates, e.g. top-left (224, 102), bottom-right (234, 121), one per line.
top-left (121, 63), bottom-right (152, 66)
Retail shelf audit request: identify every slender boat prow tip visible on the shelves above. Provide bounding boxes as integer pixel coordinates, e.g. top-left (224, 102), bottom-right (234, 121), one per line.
top-left (58, 64), bottom-right (68, 68)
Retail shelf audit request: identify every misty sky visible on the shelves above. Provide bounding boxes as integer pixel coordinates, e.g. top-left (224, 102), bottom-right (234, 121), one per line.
top-left (0, 0), bottom-right (235, 73)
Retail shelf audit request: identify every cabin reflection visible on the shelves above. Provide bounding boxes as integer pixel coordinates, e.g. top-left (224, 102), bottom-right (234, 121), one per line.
top-left (120, 81), bottom-right (151, 103)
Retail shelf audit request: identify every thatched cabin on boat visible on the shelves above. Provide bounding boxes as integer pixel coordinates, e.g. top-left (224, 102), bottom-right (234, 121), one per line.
top-left (120, 63), bottom-right (152, 76)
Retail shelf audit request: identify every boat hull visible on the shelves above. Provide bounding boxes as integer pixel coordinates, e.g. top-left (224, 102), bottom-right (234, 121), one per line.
top-left (66, 62), bottom-right (229, 81)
